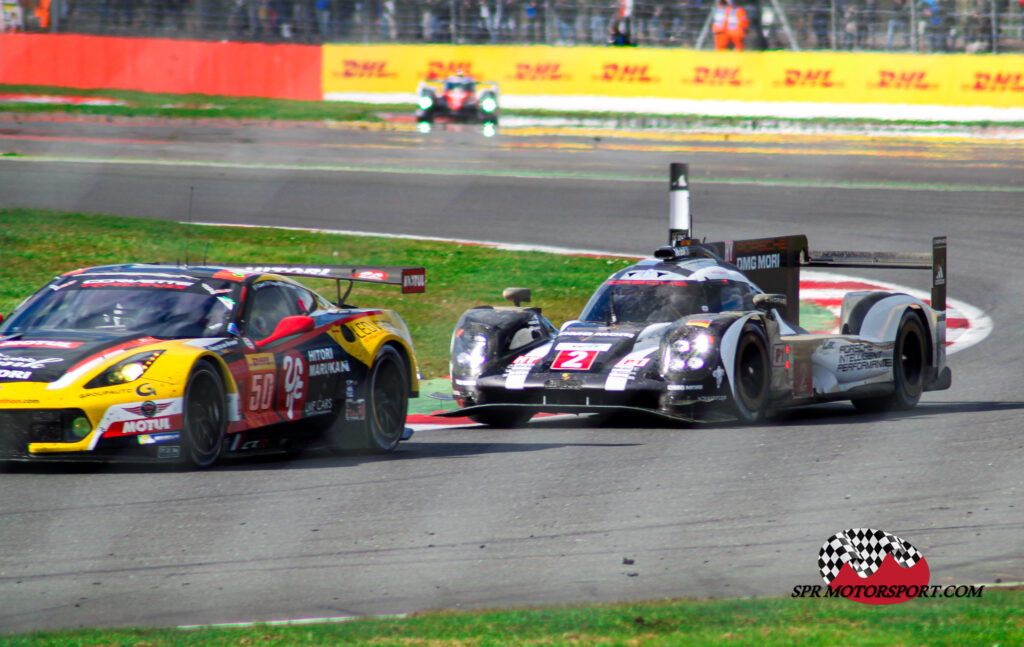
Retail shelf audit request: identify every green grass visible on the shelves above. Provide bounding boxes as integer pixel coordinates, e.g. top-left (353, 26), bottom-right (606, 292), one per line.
top-left (0, 208), bottom-right (633, 377)
top-left (4, 83), bottom-right (1021, 129)
top-left (2, 588), bottom-right (1021, 645)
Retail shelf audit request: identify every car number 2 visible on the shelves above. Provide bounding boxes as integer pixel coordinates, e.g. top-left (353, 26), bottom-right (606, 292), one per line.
top-left (551, 350), bottom-right (599, 370)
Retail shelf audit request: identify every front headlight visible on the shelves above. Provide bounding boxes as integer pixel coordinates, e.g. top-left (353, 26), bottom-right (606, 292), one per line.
top-left (454, 334), bottom-right (488, 369)
top-left (85, 351), bottom-right (164, 389)
top-left (663, 333), bottom-right (715, 375)
top-left (418, 95), bottom-right (434, 110)
top-left (481, 96), bottom-right (497, 113)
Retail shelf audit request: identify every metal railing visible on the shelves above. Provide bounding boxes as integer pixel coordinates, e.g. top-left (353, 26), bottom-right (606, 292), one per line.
top-left (4, 0), bottom-right (1023, 52)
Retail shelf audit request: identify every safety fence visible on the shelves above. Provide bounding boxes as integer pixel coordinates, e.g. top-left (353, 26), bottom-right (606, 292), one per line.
top-left (3, 0), bottom-right (1023, 53)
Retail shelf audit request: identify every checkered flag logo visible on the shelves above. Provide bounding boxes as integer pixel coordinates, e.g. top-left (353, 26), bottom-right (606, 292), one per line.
top-left (818, 528), bottom-right (923, 585)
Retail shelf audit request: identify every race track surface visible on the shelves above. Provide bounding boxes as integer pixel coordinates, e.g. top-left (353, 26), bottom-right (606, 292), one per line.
top-left (1, 116), bottom-right (1022, 633)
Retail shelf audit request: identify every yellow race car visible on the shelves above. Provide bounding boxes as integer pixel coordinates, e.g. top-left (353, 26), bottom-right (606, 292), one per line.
top-left (0, 262), bottom-right (425, 468)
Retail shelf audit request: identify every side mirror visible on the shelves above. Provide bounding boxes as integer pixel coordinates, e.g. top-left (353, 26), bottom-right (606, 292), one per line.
top-left (753, 293), bottom-right (787, 312)
top-left (256, 315), bottom-right (315, 348)
top-left (502, 287), bottom-right (531, 307)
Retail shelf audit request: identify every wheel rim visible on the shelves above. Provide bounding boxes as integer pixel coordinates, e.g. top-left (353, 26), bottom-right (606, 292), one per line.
top-left (371, 356), bottom-right (406, 445)
top-left (187, 371), bottom-right (224, 462)
top-left (737, 337), bottom-right (768, 411)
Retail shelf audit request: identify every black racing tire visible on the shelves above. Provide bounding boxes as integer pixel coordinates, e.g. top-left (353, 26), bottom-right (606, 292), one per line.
top-left (467, 408), bottom-right (533, 428)
top-left (181, 361), bottom-right (227, 468)
top-left (852, 310), bottom-right (926, 413)
top-left (731, 325), bottom-right (770, 423)
top-left (362, 346), bottom-right (410, 453)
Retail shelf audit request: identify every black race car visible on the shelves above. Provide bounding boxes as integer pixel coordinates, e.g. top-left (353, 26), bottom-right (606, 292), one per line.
top-left (442, 167), bottom-right (950, 427)
top-left (416, 74), bottom-right (499, 126)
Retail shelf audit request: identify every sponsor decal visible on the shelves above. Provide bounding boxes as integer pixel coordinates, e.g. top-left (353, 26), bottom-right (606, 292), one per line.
top-left (124, 401), bottom-right (172, 417)
top-left (350, 319), bottom-right (381, 339)
top-left (278, 350), bottom-right (307, 420)
top-left (967, 72), bottom-right (1024, 92)
top-left (137, 432), bottom-right (181, 445)
top-left (554, 343), bottom-right (613, 352)
top-left (424, 61), bottom-right (474, 78)
top-left (307, 346), bottom-right (350, 377)
top-left (551, 349), bottom-right (600, 371)
top-left (157, 445), bottom-right (181, 459)
top-left (505, 343), bottom-right (552, 390)
top-left (735, 253), bottom-right (781, 271)
top-left (304, 398), bottom-right (334, 416)
top-left (335, 59), bottom-right (396, 79)
top-left (712, 365), bottom-right (725, 388)
top-left (213, 269), bottom-right (248, 281)
top-left (111, 415), bottom-right (181, 435)
top-left (834, 342), bottom-right (893, 373)
top-left (80, 278), bottom-right (192, 289)
top-left (779, 68), bottom-right (839, 88)
top-left (0, 340), bottom-right (82, 349)
top-left (871, 70), bottom-right (936, 90)
top-left (402, 268), bottom-right (426, 292)
top-left (512, 63), bottom-right (567, 82)
top-left (596, 64), bottom-right (655, 83)
top-left (0, 369), bottom-right (33, 380)
top-left (354, 270), bottom-right (389, 281)
top-left (0, 353), bottom-right (65, 370)
top-left (605, 348), bottom-right (657, 391)
top-left (560, 330), bottom-right (635, 338)
top-left (246, 353), bottom-right (276, 371)
top-left (345, 397), bottom-right (366, 420)
top-left (688, 66), bottom-right (747, 87)
top-left (248, 267), bottom-right (332, 277)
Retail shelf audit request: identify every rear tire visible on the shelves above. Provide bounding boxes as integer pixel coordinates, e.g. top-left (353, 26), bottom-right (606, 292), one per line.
top-left (362, 346), bottom-right (410, 453)
top-left (731, 326), bottom-right (770, 423)
top-left (182, 362), bottom-right (227, 468)
top-left (852, 311), bottom-right (926, 413)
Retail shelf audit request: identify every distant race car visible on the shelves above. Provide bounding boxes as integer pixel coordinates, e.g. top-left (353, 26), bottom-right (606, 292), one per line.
top-left (0, 262), bottom-right (426, 467)
top-left (442, 167), bottom-right (951, 427)
top-left (416, 73), bottom-right (499, 125)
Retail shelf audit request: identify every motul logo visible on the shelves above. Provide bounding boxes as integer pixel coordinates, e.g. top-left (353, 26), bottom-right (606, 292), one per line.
top-left (336, 60), bottom-right (396, 78)
top-left (123, 417), bottom-right (173, 433)
top-left (693, 67), bottom-right (743, 86)
top-left (874, 71), bottom-right (935, 90)
top-left (514, 63), bottom-right (565, 81)
top-left (783, 69), bottom-right (837, 88)
top-left (426, 62), bottom-right (473, 78)
top-left (970, 73), bottom-right (1024, 92)
top-left (599, 64), bottom-right (654, 83)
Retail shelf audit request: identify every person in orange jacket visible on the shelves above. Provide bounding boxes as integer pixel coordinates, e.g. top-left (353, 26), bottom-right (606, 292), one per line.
top-left (712, 0), bottom-right (748, 51)
top-left (34, 0), bottom-right (50, 29)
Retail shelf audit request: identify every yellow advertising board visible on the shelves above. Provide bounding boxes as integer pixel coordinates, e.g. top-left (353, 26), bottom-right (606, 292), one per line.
top-left (323, 44), bottom-right (1024, 109)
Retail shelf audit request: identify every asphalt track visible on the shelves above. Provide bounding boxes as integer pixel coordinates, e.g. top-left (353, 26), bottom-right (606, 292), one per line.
top-left (1, 116), bottom-right (1022, 633)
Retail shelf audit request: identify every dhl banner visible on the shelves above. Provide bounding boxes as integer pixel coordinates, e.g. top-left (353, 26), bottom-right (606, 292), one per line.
top-left (323, 44), bottom-right (1024, 109)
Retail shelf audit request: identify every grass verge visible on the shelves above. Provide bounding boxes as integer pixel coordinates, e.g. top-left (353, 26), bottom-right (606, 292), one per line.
top-left (0, 208), bottom-right (634, 377)
top-left (2, 588), bottom-right (1021, 645)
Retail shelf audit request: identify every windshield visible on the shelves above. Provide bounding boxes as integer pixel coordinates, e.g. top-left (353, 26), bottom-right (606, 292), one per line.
top-left (579, 279), bottom-right (758, 324)
top-left (0, 276), bottom-right (240, 338)
top-left (444, 79), bottom-right (475, 92)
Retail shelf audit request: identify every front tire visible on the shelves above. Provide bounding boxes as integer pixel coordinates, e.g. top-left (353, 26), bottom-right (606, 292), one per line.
top-left (731, 326), bottom-right (770, 423)
top-left (182, 361), bottom-right (227, 468)
top-left (362, 346), bottom-right (410, 453)
top-left (852, 311), bottom-right (926, 413)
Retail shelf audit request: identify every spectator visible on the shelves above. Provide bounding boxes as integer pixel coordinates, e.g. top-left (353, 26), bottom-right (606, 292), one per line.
top-left (711, 0), bottom-right (748, 50)
top-left (920, 0), bottom-right (947, 50)
top-left (885, 0), bottom-right (910, 49)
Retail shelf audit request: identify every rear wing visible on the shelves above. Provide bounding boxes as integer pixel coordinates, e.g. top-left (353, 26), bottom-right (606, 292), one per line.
top-left (213, 263), bottom-right (426, 302)
top-left (704, 236), bottom-right (946, 325)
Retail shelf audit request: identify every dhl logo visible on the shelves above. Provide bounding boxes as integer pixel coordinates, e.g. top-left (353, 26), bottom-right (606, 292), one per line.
top-left (691, 67), bottom-right (745, 86)
top-left (781, 69), bottom-right (837, 88)
top-left (597, 64), bottom-right (654, 83)
top-left (969, 73), bottom-right (1024, 92)
top-left (334, 60), bottom-right (396, 79)
top-left (872, 71), bottom-right (935, 90)
top-left (425, 61), bottom-right (474, 78)
top-left (513, 63), bottom-right (566, 82)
